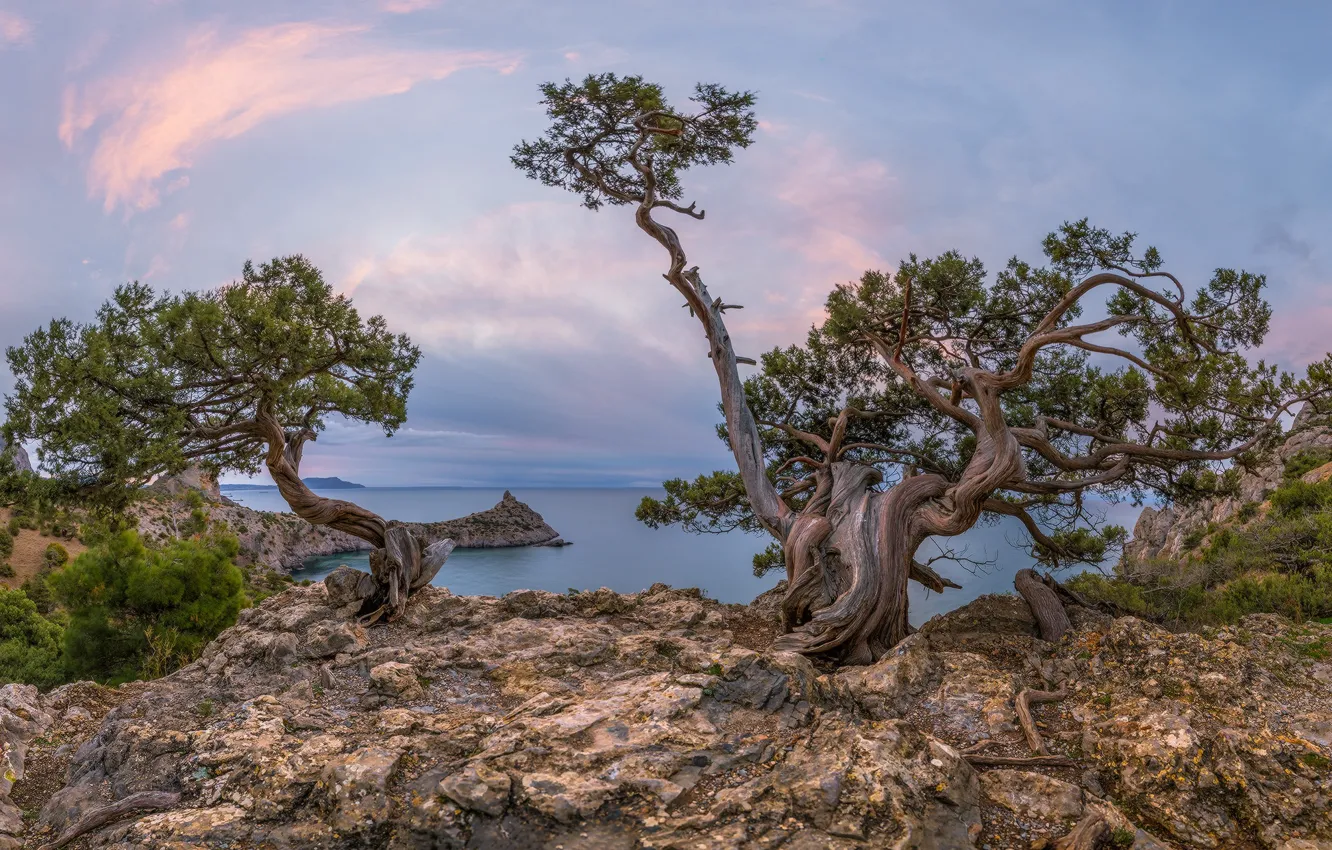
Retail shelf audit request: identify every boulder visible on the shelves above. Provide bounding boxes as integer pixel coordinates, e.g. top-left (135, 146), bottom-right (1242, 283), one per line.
top-left (369, 661), bottom-right (424, 701)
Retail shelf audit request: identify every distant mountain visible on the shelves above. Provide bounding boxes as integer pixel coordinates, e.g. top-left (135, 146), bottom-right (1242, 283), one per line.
top-left (302, 477), bottom-right (366, 490)
top-left (220, 476), bottom-right (366, 491)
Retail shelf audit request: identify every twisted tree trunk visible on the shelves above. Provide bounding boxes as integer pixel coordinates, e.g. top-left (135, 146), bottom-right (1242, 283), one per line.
top-left (257, 411), bottom-right (453, 622)
top-left (773, 372), bottom-right (1026, 663)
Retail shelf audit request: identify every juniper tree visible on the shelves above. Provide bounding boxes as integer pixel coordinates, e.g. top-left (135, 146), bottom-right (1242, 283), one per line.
top-left (514, 73), bottom-right (1332, 664)
top-left (4, 256), bottom-right (452, 621)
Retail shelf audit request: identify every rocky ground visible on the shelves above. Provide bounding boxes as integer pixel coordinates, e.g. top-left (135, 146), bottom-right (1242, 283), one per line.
top-left (6, 580), bottom-right (1331, 849)
top-left (136, 489), bottom-right (565, 571)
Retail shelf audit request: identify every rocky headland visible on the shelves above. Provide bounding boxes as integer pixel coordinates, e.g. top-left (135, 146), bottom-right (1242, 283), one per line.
top-left (7, 578), bottom-right (1331, 849)
top-left (135, 486), bottom-right (566, 571)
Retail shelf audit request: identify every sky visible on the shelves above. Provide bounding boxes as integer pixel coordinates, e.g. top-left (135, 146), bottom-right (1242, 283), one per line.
top-left (2, 0), bottom-right (1332, 487)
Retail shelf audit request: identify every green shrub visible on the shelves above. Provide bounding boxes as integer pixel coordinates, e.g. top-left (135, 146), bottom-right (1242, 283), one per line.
top-left (1285, 448), bottom-right (1332, 482)
top-left (1181, 526), bottom-right (1207, 551)
top-left (0, 587), bottom-right (64, 689)
top-left (1270, 480), bottom-right (1332, 517)
top-left (44, 542), bottom-right (69, 568)
top-left (0, 528), bottom-right (11, 559)
top-left (51, 529), bottom-right (247, 684)
top-left (5, 517), bottom-right (18, 537)
top-left (0, 562), bottom-right (13, 578)
top-left (21, 574), bottom-right (55, 614)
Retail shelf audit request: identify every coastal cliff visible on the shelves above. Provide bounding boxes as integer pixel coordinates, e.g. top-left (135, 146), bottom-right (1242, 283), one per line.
top-left (134, 486), bottom-right (565, 571)
top-left (1125, 403), bottom-right (1332, 564)
top-left (9, 583), bottom-right (1331, 848)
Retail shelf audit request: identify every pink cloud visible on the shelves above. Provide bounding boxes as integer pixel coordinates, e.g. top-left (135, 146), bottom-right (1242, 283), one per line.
top-left (341, 201), bottom-right (686, 356)
top-left (60, 22), bottom-right (519, 213)
top-left (0, 12), bottom-right (32, 46)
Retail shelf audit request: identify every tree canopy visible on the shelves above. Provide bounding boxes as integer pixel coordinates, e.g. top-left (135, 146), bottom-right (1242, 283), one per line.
top-left (516, 73), bottom-right (1332, 661)
top-left (5, 255), bottom-right (418, 508)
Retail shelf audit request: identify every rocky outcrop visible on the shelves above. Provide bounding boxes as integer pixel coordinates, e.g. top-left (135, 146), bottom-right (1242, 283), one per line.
top-left (0, 438), bottom-right (30, 474)
top-left (135, 489), bottom-right (564, 570)
top-left (14, 585), bottom-right (1332, 848)
top-left (0, 684), bottom-right (53, 849)
top-left (1125, 403), bottom-right (1332, 563)
top-left (409, 490), bottom-right (564, 549)
top-left (147, 465), bottom-right (224, 501)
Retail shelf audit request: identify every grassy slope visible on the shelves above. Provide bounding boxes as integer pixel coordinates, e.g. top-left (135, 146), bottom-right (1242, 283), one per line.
top-left (0, 507), bottom-right (87, 589)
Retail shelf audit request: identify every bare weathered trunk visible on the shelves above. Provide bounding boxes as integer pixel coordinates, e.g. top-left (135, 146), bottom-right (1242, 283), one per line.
top-left (773, 371), bottom-right (1027, 664)
top-left (257, 411), bottom-right (452, 622)
top-left (774, 465), bottom-right (945, 663)
top-left (1015, 568), bottom-right (1071, 642)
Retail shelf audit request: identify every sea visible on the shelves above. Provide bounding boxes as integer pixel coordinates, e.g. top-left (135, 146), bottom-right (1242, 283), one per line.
top-left (225, 487), bottom-right (1143, 628)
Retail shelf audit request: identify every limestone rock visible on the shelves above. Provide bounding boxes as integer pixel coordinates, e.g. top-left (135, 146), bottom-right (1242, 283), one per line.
top-left (1124, 402), bottom-right (1332, 563)
top-left (320, 746), bottom-right (401, 833)
top-left (438, 763), bottom-right (512, 816)
top-left (147, 464), bottom-right (223, 501)
top-left (17, 583), bottom-right (1331, 848)
top-left (0, 684), bottom-right (53, 846)
top-left (520, 771), bottom-right (616, 823)
top-left (0, 438), bottom-right (29, 474)
top-left (980, 769), bottom-right (1084, 821)
top-left (369, 662), bottom-right (424, 701)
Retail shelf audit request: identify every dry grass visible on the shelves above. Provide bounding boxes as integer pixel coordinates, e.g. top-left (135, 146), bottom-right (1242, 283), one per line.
top-left (0, 507), bottom-right (87, 589)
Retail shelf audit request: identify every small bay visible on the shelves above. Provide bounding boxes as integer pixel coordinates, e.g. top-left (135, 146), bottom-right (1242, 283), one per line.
top-left (226, 486), bottom-right (1140, 627)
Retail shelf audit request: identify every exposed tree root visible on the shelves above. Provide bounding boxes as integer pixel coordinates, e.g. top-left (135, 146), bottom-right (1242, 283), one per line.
top-left (43, 791), bottom-right (181, 849)
top-left (1016, 685), bottom-right (1068, 755)
top-left (961, 739), bottom-right (1003, 755)
top-left (1052, 809), bottom-right (1111, 849)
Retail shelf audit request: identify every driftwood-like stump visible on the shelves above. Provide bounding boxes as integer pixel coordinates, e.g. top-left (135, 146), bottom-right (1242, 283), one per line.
top-left (1015, 568), bottom-right (1071, 642)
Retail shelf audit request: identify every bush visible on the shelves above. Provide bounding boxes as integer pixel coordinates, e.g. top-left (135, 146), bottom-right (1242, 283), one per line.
top-left (1270, 480), bottom-right (1332, 517)
top-left (0, 562), bottom-right (13, 578)
top-left (1285, 448), bottom-right (1332, 482)
top-left (0, 528), bottom-right (12, 559)
top-left (21, 574), bottom-right (55, 614)
top-left (5, 517), bottom-right (18, 537)
top-left (51, 529), bottom-right (247, 683)
top-left (0, 587), bottom-right (64, 689)
top-left (44, 541), bottom-right (69, 568)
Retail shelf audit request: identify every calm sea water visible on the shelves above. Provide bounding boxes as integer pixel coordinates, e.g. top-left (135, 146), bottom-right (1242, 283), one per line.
top-left (225, 487), bottom-right (1141, 628)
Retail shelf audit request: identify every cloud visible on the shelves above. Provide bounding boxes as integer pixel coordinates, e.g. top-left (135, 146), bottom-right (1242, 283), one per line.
top-left (0, 11), bottom-right (31, 45)
top-left (1255, 218), bottom-right (1313, 262)
top-left (341, 200), bottom-right (691, 358)
top-left (379, 0), bottom-right (441, 12)
top-left (60, 22), bottom-right (519, 213)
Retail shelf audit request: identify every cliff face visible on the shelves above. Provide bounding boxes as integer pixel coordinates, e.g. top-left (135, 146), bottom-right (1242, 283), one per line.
top-left (14, 583), bottom-right (1332, 849)
top-left (1124, 403), bottom-right (1332, 563)
top-left (135, 488), bottom-right (564, 571)
top-left (1, 438), bottom-right (31, 473)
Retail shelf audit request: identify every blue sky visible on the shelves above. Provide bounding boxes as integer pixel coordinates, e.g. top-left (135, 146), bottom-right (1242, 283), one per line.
top-left (2, 1), bottom-right (1331, 486)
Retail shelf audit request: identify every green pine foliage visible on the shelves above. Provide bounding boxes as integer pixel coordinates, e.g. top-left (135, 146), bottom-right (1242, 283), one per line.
top-left (3, 255), bottom-right (420, 511)
top-left (0, 586), bottom-right (65, 689)
top-left (50, 529), bottom-right (246, 684)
